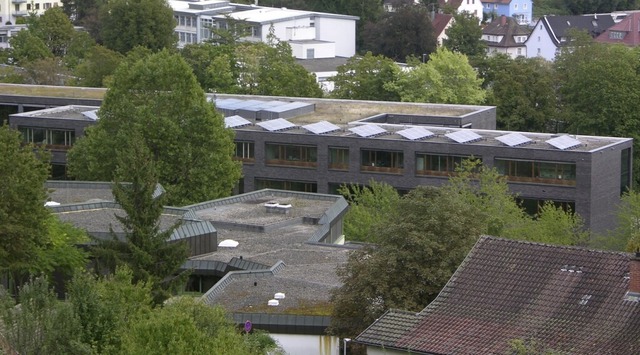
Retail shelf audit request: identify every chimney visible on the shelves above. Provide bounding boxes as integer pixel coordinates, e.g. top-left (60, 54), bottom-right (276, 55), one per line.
top-left (501, 15), bottom-right (507, 26)
top-left (625, 251), bottom-right (640, 301)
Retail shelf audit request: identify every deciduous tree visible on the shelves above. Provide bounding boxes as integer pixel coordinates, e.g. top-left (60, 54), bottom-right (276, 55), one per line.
top-left (362, 3), bottom-right (437, 62)
top-left (485, 56), bottom-right (557, 132)
top-left (338, 180), bottom-right (400, 243)
top-left (330, 186), bottom-right (483, 337)
top-left (67, 50), bottom-right (242, 205)
top-left (389, 48), bottom-right (485, 104)
top-left (443, 12), bottom-right (487, 60)
top-left (99, 0), bottom-right (176, 54)
top-left (73, 45), bottom-right (123, 87)
top-left (331, 52), bottom-right (400, 101)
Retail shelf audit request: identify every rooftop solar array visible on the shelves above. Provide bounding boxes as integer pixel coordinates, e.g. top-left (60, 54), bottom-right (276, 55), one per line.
top-left (496, 132), bottom-right (532, 147)
top-left (547, 135), bottom-right (582, 150)
top-left (397, 126), bottom-right (435, 141)
top-left (224, 115), bottom-right (251, 128)
top-left (82, 110), bottom-right (98, 121)
top-left (349, 125), bottom-right (387, 138)
top-left (303, 121), bottom-right (340, 135)
top-left (445, 130), bottom-right (482, 144)
top-left (256, 118), bottom-right (296, 132)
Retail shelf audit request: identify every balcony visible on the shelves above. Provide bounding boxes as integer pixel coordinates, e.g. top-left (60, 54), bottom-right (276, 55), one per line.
top-left (13, 10), bottom-right (29, 16)
top-left (12, 0), bottom-right (27, 3)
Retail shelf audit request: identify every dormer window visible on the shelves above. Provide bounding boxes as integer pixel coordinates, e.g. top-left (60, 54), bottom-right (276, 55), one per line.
top-left (609, 31), bottom-right (625, 40)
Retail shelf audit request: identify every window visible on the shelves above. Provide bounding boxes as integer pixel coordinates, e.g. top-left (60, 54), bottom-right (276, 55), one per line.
top-left (514, 4), bottom-right (518, 9)
top-left (621, 148), bottom-right (631, 195)
top-left (329, 147), bottom-right (349, 170)
top-left (538, 36), bottom-right (540, 42)
top-left (517, 48), bottom-right (522, 55)
top-left (255, 178), bottom-right (317, 193)
top-left (251, 25), bottom-right (261, 37)
top-left (540, 24), bottom-right (542, 30)
top-left (266, 143), bottom-right (317, 168)
top-left (609, 31), bottom-right (625, 40)
top-left (416, 154), bottom-right (478, 177)
top-left (306, 48), bottom-right (315, 59)
top-left (27, 4), bottom-right (31, 10)
top-left (19, 127), bottom-right (75, 149)
top-left (361, 149), bottom-right (403, 174)
top-left (524, 3), bottom-right (527, 9)
top-left (494, 159), bottom-right (576, 186)
top-left (201, 18), bottom-right (213, 39)
top-left (494, 4), bottom-right (498, 9)
top-left (234, 141), bottom-right (255, 163)
top-left (537, 48), bottom-right (541, 55)
top-left (44, 3), bottom-right (51, 9)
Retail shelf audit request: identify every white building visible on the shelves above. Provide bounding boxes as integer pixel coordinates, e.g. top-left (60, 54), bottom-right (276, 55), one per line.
top-left (0, 0), bottom-right (60, 26)
top-left (169, 0), bottom-right (358, 59)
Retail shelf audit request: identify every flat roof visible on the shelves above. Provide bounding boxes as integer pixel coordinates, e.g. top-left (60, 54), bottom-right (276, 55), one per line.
top-left (188, 190), bottom-right (352, 315)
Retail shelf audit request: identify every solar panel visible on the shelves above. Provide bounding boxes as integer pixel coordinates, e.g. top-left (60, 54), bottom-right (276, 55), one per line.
top-left (348, 125), bottom-right (387, 138)
top-left (256, 118), bottom-right (296, 132)
top-left (82, 110), bottom-right (99, 120)
top-left (547, 135), bottom-right (582, 150)
top-left (496, 132), bottom-right (531, 147)
top-left (397, 127), bottom-right (435, 141)
top-left (224, 115), bottom-right (251, 128)
top-left (302, 121), bottom-right (340, 135)
top-left (445, 130), bottom-right (482, 144)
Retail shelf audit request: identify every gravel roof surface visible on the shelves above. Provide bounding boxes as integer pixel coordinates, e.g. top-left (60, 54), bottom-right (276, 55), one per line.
top-left (55, 208), bottom-right (181, 234)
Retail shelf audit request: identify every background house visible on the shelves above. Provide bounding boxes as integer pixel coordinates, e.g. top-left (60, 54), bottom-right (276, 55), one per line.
top-left (481, 0), bottom-right (532, 25)
top-left (595, 11), bottom-right (640, 46)
top-left (0, 0), bottom-right (59, 25)
top-left (526, 14), bottom-right (615, 60)
top-left (482, 15), bottom-right (530, 57)
top-left (170, 0), bottom-right (358, 59)
top-left (356, 236), bottom-right (640, 354)
top-left (438, 0), bottom-right (484, 21)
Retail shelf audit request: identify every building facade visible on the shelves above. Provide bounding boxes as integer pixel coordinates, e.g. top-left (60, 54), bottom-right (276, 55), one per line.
top-left (5, 93), bottom-right (633, 235)
top-left (170, 0), bottom-right (358, 59)
top-left (481, 0), bottom-right (533, 25)
top-left (0, 0), bottom-right (59, 26)
top-left (482, 15), bottom-right (530, 57)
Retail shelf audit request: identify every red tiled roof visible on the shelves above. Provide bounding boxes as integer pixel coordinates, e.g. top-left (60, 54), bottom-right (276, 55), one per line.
top-left (356, 237), bottom-right (640, 354)
top-left (595, 12), bottom-right (640, 46)
top-left (432, 13), bottom-right (453, 37)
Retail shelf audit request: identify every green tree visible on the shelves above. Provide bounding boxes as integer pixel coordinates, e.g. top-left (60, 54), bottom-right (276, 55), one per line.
top-left (121, 297), bottom-right (265, 355)
top-left (443, 12), bottom-right (487, 60)
top-left (331, 52), bottom-right (401, 101)
top-left (503, 201), bottom-right (588, 246)
top-left (73, 45), bottom-right (123, 87)
top-left (68, 268), bottom-right (153, 354)
top-left (563, 0), bottom-right (639, 14)
top-left (0, 277), bottom-right (87, 354)
top-left (338, 180), bottom-right (400, 243)
top-left (329, 186), bottom-right (483, 337)
top-left (21, 57), bottom-right (70, 85)
top-left (92, 134), bottom-right (189, 304)
top-left (28, 7), bottom-right (76, 57)
top-left (250, 41), bottom-right (323, 97)
top-left (180, 42), bottom-right (237, 93)
top-left (99, 0), bottom-right (176, 54)
top-left (486, 56), bottom-right (557, 132)
top-left (0, 124), bottom-right (51, 290)
top-left (443, 159), bottom-right (527, 236)
top-left (64, 31), bottom-right (97, 69)
top-left (9, 30), bottom-right (53, 65)
top-left (611, 189), bottom-right (640, 252)
top-left (389, 47), bottom-right (486, 104)
top-left (67, 50), bottom-right (242, 205)
top-left (555, 41), bottom-right (640, 183)
top-left (362, 3), bottom-right (437, 62)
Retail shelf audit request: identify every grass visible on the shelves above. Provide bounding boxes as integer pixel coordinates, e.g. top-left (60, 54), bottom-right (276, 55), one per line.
top-left (0, 83), bottom-right (106, 99)
top-left (238, 299), bottom-right (333, 316)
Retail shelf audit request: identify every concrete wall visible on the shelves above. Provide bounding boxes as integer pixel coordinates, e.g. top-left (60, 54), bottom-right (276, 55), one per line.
top-left (290, 41), bottom-right (335, 59)
top-left (314, 17), bottom-right (356, 57)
